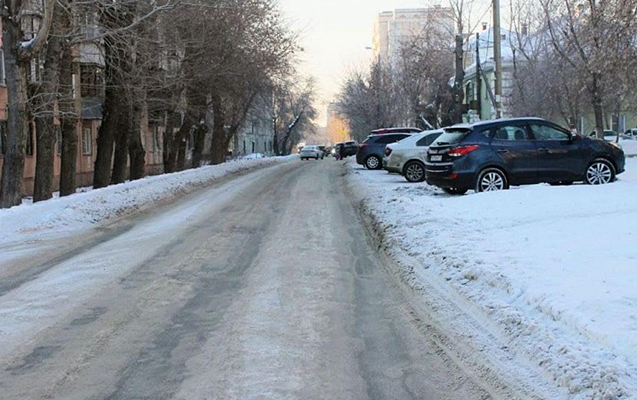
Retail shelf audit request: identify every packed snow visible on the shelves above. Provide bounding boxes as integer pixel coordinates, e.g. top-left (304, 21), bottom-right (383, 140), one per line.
top-left (347, 158), bottom-right (637, 399)
top-left (0, 156), bottom-right (295, 253)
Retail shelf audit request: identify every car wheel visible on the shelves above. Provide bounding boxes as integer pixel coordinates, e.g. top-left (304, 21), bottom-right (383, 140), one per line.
top-left (403, 161), bottom-right (426, 183)
top-left (585, 159), bottom-right (616, 185)
top-left (475, 168), bottom-right (509, 192)
top-left (365, 155), bottom-right (381, 170)
top-left (442, 187), bottom-right (468, 195)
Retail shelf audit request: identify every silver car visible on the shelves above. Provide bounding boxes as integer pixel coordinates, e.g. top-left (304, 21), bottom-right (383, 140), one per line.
top-left (300, 145), bottom-right (323, 160)
top-left (383, 130), bottom-right (444, 182)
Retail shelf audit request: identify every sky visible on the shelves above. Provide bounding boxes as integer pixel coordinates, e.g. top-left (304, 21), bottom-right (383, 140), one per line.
top-left (279, 0), bottom-right (428, 126)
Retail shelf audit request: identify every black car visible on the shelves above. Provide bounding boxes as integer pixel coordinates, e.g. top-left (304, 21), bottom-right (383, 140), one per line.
top-left (425, 118), bottom-right (625, 194)
top-left (342, 141), bottom-right (359, 157)
top-left (356, 131), bottom-right (417, 169)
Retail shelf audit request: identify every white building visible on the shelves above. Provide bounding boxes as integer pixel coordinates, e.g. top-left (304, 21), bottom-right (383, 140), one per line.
top-left (232, 98), bottom-right (275, 157)
top-left (372, 6), bottom-right (454, 65)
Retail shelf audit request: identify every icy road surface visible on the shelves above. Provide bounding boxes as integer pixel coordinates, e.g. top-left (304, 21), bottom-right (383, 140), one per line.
top-left (0, 160), bottom-right (560, 399)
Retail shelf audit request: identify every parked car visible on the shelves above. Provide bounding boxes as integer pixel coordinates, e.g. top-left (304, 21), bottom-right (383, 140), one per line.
top-left (300, 145), bottom-right (323, 160)
top-left (622, 128), bottom-right (637, 140)
top-left (425, 118), bottom-right (625, 194)
top-left (384, 130), bottom-right (444, 182)
top-left (342, 141), bottom-right (359, 157)
top-left (589, 130), bottom-right (620, 142)
top-left (370, 127), bottom-right (422, 135)
top-left (357, 132), bottom-right (415, 170)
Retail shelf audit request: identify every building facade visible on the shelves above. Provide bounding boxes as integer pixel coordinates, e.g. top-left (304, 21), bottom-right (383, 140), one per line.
top-left (372, 6), bottom-right (454, 65)
top-left (0, 16), bottom-right (165, 196)
top-left (232, 99), bottom-right (275, 157)
top-left (326, 102), bottom-right (350, 145)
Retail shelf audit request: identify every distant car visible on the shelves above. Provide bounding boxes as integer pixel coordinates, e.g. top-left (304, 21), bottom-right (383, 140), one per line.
top-left (300, 145), bottom-right (323, 160)
top-left (425, 118), bottom-right (625, 194)
top-left (622, 129), bottom-right (637, 140)
top-left (357, 132), bottom-right (415, 170)
top-left (384, 130), bottom-right (444, 182)
top-left (589, 130), bottom-right (619, 142)
top-left (342, 141), bottom-right (359, 157)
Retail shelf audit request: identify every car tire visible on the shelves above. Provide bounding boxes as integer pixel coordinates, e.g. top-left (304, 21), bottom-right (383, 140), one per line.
top-left (365, 155), bottom-right (382, 170)
top-left (585, 158), bottom-right (616, 185)
top-left (475, 168), bottom-right (509, 192)
top-left (403, 161), bottom-right (426, 183)
top-left (442, 187), bottom-right (468, 195)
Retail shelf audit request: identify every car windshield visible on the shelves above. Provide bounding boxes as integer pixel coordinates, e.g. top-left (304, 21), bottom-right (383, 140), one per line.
top-left (433, 129), bottom-right (470, 146)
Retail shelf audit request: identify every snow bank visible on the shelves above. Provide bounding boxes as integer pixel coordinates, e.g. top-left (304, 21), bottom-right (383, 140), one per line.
top-left (0, 156), bottom-right (295, 247)
top-left (347, 159), bottom-right (637, 399)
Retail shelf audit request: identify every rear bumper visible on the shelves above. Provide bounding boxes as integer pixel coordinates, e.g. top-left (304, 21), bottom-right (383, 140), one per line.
top-left (425, 162), bottom-right (475, 189)
top-left (383, 156), bottom-right (402, 173)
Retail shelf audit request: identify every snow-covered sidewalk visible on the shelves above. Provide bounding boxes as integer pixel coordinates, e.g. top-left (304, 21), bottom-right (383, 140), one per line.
top-left (0, 156), bottom-right (295, 255)
top-left (347, 158), bottom-right (637, 399)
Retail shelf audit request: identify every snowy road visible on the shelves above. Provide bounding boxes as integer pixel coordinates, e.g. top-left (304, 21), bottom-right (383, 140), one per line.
top-left (0, 160), bottom-right (553, 399)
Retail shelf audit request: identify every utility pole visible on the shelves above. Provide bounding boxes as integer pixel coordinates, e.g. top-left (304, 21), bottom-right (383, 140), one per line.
top-left (475, 33), bottom-right (482, 120)
top-left (493, 0), bottom-right (503, 119)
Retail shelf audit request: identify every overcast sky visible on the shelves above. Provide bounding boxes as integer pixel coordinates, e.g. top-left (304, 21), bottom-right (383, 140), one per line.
top-left (279, 0), bottom-right (428, 125)
top-left (279, 0), bottom-right (498, 126)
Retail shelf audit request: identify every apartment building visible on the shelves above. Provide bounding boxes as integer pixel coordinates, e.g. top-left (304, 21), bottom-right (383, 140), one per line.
top-left (0, 14), bottom-right (165, 195)
top-left (372, 6), bottom-right (454, 65)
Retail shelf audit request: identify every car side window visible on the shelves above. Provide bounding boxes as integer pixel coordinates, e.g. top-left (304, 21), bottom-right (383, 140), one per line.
top-left (417, 134), bottom-right (441, 147)
top-left (376, 135), bottom-right (401, 144)
top-left (491, 125), bottom-right (529, 141)
top-left (530, 124), bottom-right (570, 141)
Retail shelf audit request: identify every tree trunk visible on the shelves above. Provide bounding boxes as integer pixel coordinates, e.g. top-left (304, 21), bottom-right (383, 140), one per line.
top-left (191, 121), bottom-right (207, 168)
top-left (111, 104), bottom-right (130, 185)
top-left (33, 12), bottom-right (64, 202)
top-left (33, 121), bottom-right (55, 202)
top-left (167, 114), bottom-right (193, 172)
top-left (452, 34), bottom-right (465, 124)
top-left (0, 20), bottom-right (30, 208)
top-left (129, 103), bottom-right (145, 180)
top-left (59, 44), bottom-right (78, 196)
top-left (163, 112), bottom-right (175, 172)
top-left (210, 96), bottom-right (227, 165)
top-left (591, 74), bottom-right (605, 139)
top-left (94, 68), bottom-right (120, 187)
top-left (60, 119), bottom-right (78, 196)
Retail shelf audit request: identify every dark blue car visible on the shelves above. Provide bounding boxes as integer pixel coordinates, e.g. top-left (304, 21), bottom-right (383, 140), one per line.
top-left (356, 128), bottom-right (420, 169)
top-left (425, 118), bottom-right (625, 194)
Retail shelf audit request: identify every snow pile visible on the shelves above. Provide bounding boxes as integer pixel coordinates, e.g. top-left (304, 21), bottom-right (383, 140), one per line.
top-left (347, 159), bottom-right (637, 399)
top-left (0, 156), bottom-right (295, 247)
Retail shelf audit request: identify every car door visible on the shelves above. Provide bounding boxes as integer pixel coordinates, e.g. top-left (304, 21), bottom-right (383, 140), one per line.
top-left (529, 123), bottom-right (586, 182)
top-left (488, 123), bottom-right (538, 184)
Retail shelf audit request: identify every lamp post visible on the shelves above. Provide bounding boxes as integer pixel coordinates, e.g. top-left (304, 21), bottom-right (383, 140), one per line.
top-left (493, 0), bottom-right (503, 119)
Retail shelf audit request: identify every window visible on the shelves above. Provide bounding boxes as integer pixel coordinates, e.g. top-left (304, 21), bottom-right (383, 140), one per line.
top-left (416, 132), bottom-right (443, 147)
top-left (0, 50), bottom-right (5, 85)
top-left (530, 124), bottom-right (570, 141)
top-left (491, 125), bottom-right (529, 141)
top-left (251, 141), bottom-right (255, 153)
top-left (82, 128), bottom-right (93, 155)
top-left (80, 64), bottom-right (104, 98)
top-left (376, 134), bottom-right (407, 144)
top-left (242, 140), bottom-right (246, 154)
top-left (0, 122), bottom-right (6, 156)
top-left (26, 123), bottom-right (35, 156)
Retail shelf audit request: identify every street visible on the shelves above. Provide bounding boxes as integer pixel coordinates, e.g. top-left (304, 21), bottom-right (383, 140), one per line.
top-left (1, 160), bottom-right (550, 400)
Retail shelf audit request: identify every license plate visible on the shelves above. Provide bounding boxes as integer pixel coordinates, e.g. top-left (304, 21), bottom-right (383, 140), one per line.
top-left (430, 155), bottom-right (443, 162)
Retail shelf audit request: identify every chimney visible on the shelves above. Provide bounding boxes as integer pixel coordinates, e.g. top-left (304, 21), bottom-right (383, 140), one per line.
top-left (482, 22), bottom-right (488, 31)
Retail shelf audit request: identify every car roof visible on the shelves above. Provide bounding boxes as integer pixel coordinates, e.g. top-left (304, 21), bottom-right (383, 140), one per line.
top-left (371, 127), bottom-right (422, 134)
top-left (446, 117), bottom-right (548, 131)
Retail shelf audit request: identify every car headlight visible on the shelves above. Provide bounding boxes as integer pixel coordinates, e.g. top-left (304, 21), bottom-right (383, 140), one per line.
top-left (610, 141), bottom-right (623, 150)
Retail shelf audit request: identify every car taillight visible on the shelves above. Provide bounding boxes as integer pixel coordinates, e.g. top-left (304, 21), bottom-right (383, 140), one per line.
top-left (385, 148), bottom-right (393, 156)
top-left (448, 145), bottom-right (479, 157)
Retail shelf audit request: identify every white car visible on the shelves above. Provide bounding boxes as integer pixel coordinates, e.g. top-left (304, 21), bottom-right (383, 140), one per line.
top-left (622, 128), bottom-right (637, 140)
top-left (383, 129), bottom-right (444, 182)
top-left (300, 145), bottom-right (323, 160)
